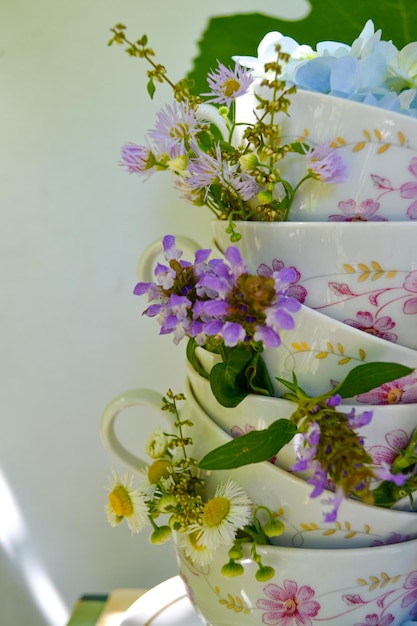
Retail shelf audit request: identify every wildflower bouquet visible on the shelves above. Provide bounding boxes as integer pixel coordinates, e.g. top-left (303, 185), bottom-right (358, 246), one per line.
top-left (103, 19), bottom-right (417, 583)
top-left (109, 24), bottom-right (347, 241)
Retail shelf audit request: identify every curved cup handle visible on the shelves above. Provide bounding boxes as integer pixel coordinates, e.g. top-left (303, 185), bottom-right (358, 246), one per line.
top-left (101, 387), bottom-right (165, 474)
top-left (137, 235), bottom-right (202, 282)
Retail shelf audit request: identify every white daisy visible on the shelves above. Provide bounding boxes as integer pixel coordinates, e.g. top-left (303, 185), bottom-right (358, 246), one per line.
top-left (190, 480), bottom-right (252, 551)
top-left (178, 531), bottom-right (213, 567)
top-left (105, 470), bottom-right (149, 534)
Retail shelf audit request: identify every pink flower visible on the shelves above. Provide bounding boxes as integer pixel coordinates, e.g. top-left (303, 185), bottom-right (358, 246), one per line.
top-left (329, 198), bottom-right (386, 221)
top-left (367, 429), bottom-right (410, 465)
top-left (343, 311), bottom-right (398, 343)
top-left (355, 372), bottom-right (417, 404)
top-left (257, 259), bottom-right (307, 304)
top-left (403, 270), bottom-right (417, 314)
top-left (400, 157), bottom-right (417, 220)
top-left (353, 613), bottom-right (395, 626)
top-left (256, 580), bottom-right (320, 625)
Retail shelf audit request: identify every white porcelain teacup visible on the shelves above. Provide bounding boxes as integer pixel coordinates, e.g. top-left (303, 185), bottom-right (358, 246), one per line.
top-left (177, 534), bottom-right (417, 626)
top-left (192, 309), bottom-right (417, 402)
top-left (213, 220), bottom-right (417, 351)
top-left (101, 379), bottom-right (417, 549)
top-left (234, 88), bottom-right (417, 222)
top-left (186, 358), bottom-right (417, 469)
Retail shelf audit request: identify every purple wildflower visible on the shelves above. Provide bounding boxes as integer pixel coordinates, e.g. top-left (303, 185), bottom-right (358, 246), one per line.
top-left (119, 142), bottom-right (156, 178)
top-left (134, 235), bottom-right (301, 350)
top-left (401, 570), bottom-right (417, 615)
top-left (147, 101), bottom-right (201, 154)
top-left (305, 142), bottom-right (347, 183)
top-left (187, 144), bottom-right (259, 201)
top-left (322, 487), bottom-right (345, 522)
top-left (203, 62), bottom-right (254, 107)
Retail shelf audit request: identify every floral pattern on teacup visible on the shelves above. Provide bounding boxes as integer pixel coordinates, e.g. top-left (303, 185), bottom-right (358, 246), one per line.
top-left (326, 155), bottom-right (417, 222)
top-left (179, 544), bottom-right (417, 625)
top-left (257, 260), bottom-right (417, 351)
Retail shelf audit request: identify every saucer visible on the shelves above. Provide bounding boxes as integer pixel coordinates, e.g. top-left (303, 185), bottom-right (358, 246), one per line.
top-left (120, 575), bottom-right (200, 625)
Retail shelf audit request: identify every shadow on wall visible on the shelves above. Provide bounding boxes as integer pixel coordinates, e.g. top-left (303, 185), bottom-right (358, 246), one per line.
top-left (0, 468), bottom-right (69, 626)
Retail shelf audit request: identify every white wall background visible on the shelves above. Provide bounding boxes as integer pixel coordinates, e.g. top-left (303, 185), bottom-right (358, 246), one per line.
top-left (0, 1), bottom-right (308, 624)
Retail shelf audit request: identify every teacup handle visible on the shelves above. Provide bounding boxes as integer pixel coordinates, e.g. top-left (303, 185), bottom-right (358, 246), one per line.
top-left (137, 235), bottom-right (202, 282)
top-left (101, 388), bottom-right (165, 473)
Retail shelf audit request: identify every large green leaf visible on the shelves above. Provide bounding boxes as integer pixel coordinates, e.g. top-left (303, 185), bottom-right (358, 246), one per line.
top-left (188, 1), bottom-right (417, 94)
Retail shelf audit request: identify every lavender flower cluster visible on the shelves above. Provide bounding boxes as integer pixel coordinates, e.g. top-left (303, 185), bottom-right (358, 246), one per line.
top-left (134, 235), bottom-right (301, 349)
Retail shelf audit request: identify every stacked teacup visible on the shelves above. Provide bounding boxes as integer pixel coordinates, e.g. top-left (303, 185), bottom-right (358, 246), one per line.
top-left (179, 92), bottom-right (417, 624)
top-left (101, 33), bottom-right (417, 625)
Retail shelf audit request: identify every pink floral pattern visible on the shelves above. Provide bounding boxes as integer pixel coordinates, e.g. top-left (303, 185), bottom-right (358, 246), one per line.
top-left (355, 372), bottom-right (417, 404)
top-left (256, 580), bottom-right (320, 625)
top-left (353, 614), bottom-right (395, 625)
top-left (367, 429), bottom-right (411, 466)
top-left (327, 156), bottom-right (417, 221)
top-left (343, 311), bottom-right (398, 342)
top-left (329, 198), bottom-right (387, 221)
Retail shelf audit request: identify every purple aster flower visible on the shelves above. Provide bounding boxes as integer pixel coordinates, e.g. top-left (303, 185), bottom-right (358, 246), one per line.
top-left (187, 144), bottom-right (259, 201)
top-left (203, 61), bottom-right (254, 107)
top-left (119, 142), bottom-right (156, 178)
top-left (147, 101), bottom-right (201, 154)
top-left (305, 142), bottom-right (347, 183)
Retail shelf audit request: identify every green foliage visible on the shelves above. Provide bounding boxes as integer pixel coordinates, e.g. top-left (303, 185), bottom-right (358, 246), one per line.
top-left (199, 419), bottom-right (297, 469)
top-left (188, 1), bottom-right (417, 94)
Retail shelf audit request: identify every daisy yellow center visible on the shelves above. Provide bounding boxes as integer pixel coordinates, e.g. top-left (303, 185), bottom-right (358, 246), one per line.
top-left (108, 485), bottom-right (134, 517)
top-left (387, 387), bottom-right (402, 404)
top-left (203, 496), bottom-right (230, 527)
top-left (222, 78), bottom-right (240, 98)
top-left (189, 532), bottom-right (206, 552)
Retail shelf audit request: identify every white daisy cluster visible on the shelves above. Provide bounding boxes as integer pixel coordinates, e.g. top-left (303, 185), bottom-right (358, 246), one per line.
top-left (105, 390), bottom-right (283, 580)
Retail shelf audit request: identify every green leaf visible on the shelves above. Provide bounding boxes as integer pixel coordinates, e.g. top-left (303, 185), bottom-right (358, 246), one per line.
top-left (188, 2), bottom-right (417, 95)
top-left (147, 77), bottom-right (156, 99)
top-left (332, 362), bottom-right (414, 399)
top-left (245, 352), bottom-right (274, 397)
top-left (209, 362), bottom-right (249, 407)
top-left (186, 339), bottom-right (209, 379)
top-left (198, 419), bottom-right (297, 470)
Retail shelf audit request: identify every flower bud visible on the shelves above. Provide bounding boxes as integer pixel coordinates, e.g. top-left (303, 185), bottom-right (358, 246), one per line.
top-left (150, 525), bottom-right (172, 544)
top-left (157, 494), bottom-right (178, 513)
top-left (257, 190), bottom-right (273, 205)
top-left (263, 518), bottom-right (285, 538)
top-left (145, 429), bottom-right (168, 458)
top-left (221, 560), bottom-right (244, 577)
top-left (239, 153), bottom-right (258, 171)
top-left (228, 544), bottom-right (243, 560)
top-left (255, 565), bottom-right (275, 582)
top-left (147, 459), bottom-right (172, 484)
